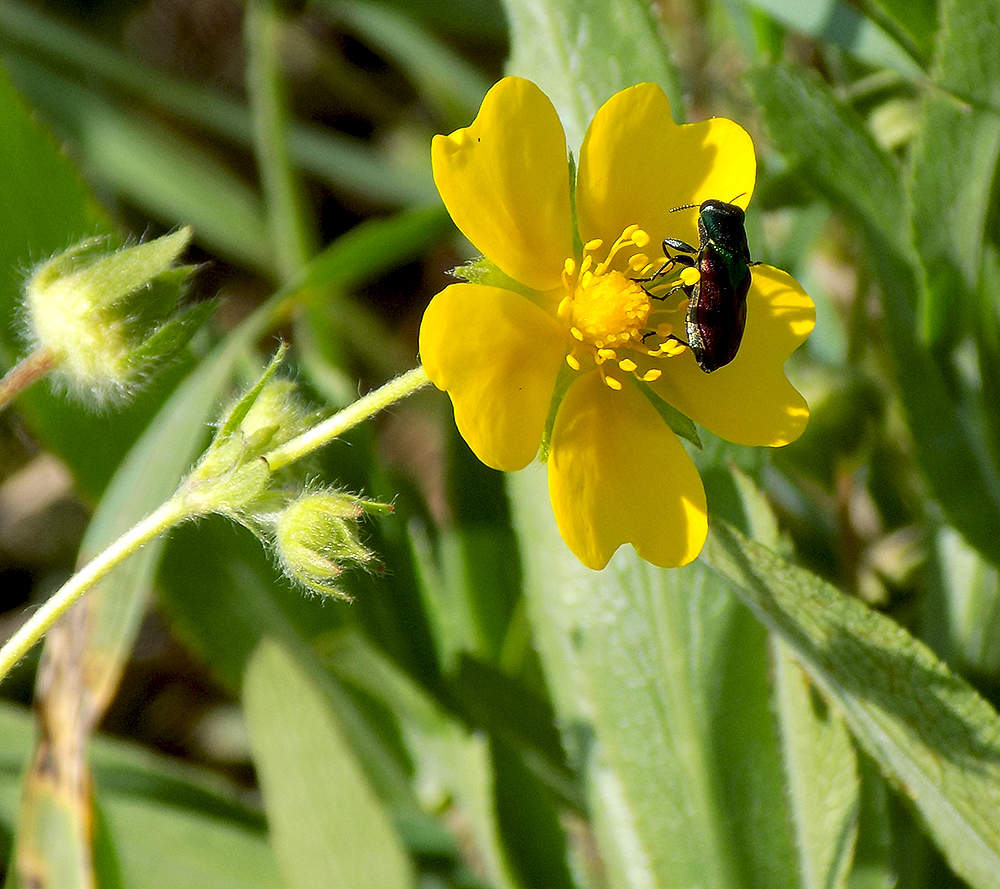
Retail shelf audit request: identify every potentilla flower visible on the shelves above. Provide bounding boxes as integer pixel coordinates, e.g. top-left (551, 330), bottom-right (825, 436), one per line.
top-left (419, 77), bottom-right (814, 570)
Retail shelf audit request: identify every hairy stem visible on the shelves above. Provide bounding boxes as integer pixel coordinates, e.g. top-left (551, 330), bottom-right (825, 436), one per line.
top-left (264, 365), bottom-right (431, 471)
top-left (0, 496), bottom-right (192, 683)
top-left (0, 349), bottom-right (58, 412)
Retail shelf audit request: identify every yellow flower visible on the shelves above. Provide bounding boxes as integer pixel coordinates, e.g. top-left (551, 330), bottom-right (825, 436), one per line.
top-left (419, 77), bottom-right (814, 570)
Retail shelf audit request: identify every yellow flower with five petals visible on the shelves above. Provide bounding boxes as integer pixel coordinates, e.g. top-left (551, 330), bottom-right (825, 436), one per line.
top-left (419, 77), bottom-right (814, 570)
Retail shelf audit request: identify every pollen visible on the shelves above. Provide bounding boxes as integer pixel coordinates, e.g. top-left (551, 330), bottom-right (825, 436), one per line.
top-left (560, 224), bottom-right (689, 387)
top-left (568, 271), bottom-right (650, 349)
top-left (681, 266), bottom-right (701, 287)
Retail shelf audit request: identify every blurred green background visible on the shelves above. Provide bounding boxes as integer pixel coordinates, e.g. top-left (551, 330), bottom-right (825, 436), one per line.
top-left (1, 0), bottom-right (1000, 887)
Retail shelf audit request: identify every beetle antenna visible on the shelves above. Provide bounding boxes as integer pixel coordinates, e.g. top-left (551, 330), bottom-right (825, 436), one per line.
top-left (669, 203), bottom-right (698, 213)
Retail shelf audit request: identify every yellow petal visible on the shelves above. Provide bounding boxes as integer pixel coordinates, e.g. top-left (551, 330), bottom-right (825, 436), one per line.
top-left (649, 265), bottom-right (815, 446)
top-left (576, 82), bottom-right (756, 251)
top-left (548, 373), bottom-right (708, 569)
top-left (419, 283), bottom-right (567, 471)
top-left (432, 77), bottom-right (573, 292)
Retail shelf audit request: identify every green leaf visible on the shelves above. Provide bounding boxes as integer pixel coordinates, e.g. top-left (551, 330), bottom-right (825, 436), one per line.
top-left (492, 738), bottom-right (576, 889)
top-left (90, 801), bottom-right (124, 889)
top-left (0, 1), bottom-right (435, 207)
top-left (298, 204), bottom-right (451, 293)
top-left (849, 757), bottom-right (898, 889)
top-left (449, 655), bottom-right (573, 800)
top-left (292, 205), bottom-right (452, 395)
top-left (509, 463), bottom-right (749, 889)
top-left (0, 62), bottom-right (167, 497)
top-left (101, 796), bottom-right (280, 889)
top-left (746, 0), bottom-right (922, 73)
top-left (907, 0), bottom-right (1000, 343)
top-left (0, 65), bottom-right (101, 343)
top-left (637, 380), bottom-right (702, 448)
top-left (0, 702), bottom-right (280, 889)
top-left (242, 638), bottom-right (414, 889)
top-left (330, 0), bottom-right (492, 128)
top-left (10, 305), bottom-right (273, 889)
top-left (711, 604), bottom-right (800, 889)
top-left (863, 0), bottom-right (936, 62)
top-left (927, 525), bottom-right (1000, 675)
top-left (157, 518), bottom-right (418, 811)
top-left (715, 468), bottom-right (854, 887)
top-left (69, 310), bottom-right (273, 713)
top-left (319, 628), bottom-right (572, 889)
top-left (747, 65), bottom-right (905, 254)
top-left (6, 54), bottom-right (274, 275)
top-left (500, 0), bottom-right (683, 149)
top-left (748, 63), bottom-right (1000, 572)
top-left (773, 640), bottom-right (859, 889)
top-left (703, 523), bottom-right (1000, 889)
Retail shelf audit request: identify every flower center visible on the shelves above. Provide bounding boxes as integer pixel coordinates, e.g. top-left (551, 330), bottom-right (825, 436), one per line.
top-left (559, 224), bottom-right (689, 390)
top-left (569, 269), bottom-right (650, 348)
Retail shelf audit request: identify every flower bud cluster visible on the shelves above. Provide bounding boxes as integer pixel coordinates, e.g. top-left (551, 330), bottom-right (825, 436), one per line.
top-left (180, 349), bottom-right (390, 597)
top-left (24, 229), bottom-right (209, 404)
top-left (183, 349), bottom-right (310, 517)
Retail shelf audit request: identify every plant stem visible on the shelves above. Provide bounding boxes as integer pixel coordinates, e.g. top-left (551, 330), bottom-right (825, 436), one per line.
top-left (264, 365), bottom-right (431, 471)
top-left (0, 364), bottom-right (432, 683)
top-left (0, 495), bottom-right (192, 684)
top-left (0, 348), bottom-right (57, 412)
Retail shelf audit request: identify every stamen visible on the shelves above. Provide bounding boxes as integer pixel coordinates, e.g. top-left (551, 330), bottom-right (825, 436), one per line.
top-left (559, 223), bottom-right (690, 389)
top-left (562, 258), bottom-right (576, 290)
top-left (594, 226), bottom-right (651, 275)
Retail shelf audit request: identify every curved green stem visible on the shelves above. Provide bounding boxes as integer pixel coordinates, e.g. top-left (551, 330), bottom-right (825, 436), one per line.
top-left (0, 495), bottom-right (192, 683)
top-left (0, 364), bottom-right (433, 684)
top-left (264, 365), bottom-right (431, 471)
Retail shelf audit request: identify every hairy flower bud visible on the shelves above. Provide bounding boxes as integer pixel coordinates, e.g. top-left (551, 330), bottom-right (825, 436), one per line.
top-left (274, 491), bottom-right (388, 599)
top-left (24, 228), bottom-right (209, 404)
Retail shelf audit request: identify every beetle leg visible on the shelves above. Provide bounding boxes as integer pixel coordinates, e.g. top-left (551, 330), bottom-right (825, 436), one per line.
top-left (632, 249), bottom-right (696, 284)
top-left (662, 237), bottom-right (698, 255)
top-left (647, 282), bottom-right (690, 301)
